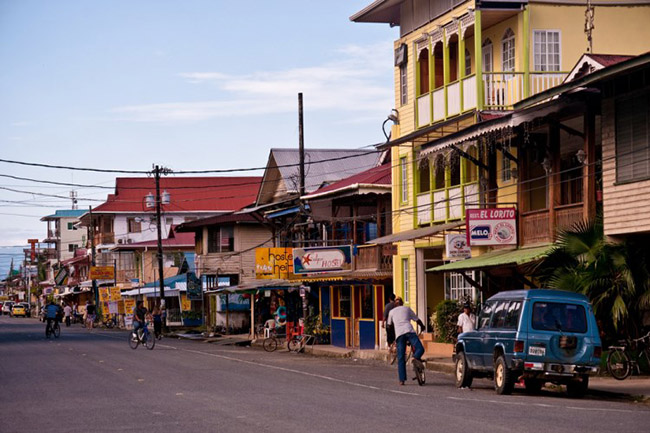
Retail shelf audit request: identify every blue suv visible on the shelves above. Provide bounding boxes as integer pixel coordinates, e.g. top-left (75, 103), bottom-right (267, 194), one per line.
top-left (454, 289), bottom-right (602, 397)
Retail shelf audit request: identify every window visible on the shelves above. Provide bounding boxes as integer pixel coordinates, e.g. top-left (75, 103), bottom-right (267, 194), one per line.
top-left (531, 302), bottom-right (587, 333)
top-left (489, 301), bottom-right (508, 328)
top-left (165, 217), bottom-right (173, 226)
top-left (501, 29), bottom-right (515, 73)
top-left (464, 146), bottom-right (479, 184)
top-left (616, 91), bottom-right (650, 183)
top-left (418, 161), bottom-right (431, 193)
top-left (533, 30), bottom-right (560, 72)
top-left (478, 301), bottom-right (494, 329)
top-left (336, 286), bottom-right (351, 318)
top-left (400, 157), bottom-right (408, 203)
top-left (207, 226), bottom-right (234, 253)
top-left (360, 285), bottom-right (374, 319)
top-left (203, 274), bottom-right (218, 290)
top-left (449, 154), bottom-right (461, 186)
top-left (445, 271), bottom-right (480, 301)
top-left (400, 63), bottom-right (408, 105)
top-left (503, 301), bottom-right (522, 329)
top-left (560, 153), bottom-right (583, 205)
top-left (127, 217), bottom-right (141, 233)
top-left (418, 48), bottom-right (430, 95)
top-left (502, 151), bottom-right (512, 182)
top-left (482, 39), bottom-right (493, 73)
top-left (402, 258), bottom-right (409, 303)
top-left (464, 49), bottom-right (471, 77)
top-left (68, 244), bottom-right (78, 252)
top-left (67, 222), bottom-right (77, 231)
top-left (434, 155), bottom-right (445, 190)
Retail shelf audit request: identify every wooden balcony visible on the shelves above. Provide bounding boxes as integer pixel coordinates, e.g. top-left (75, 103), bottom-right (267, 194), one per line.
top-left (521, 203), bottom-right (584, 245)
top-left (94, 233), bottom-right (115, 245)
top-left (355, 244), bottom-right (392, 271)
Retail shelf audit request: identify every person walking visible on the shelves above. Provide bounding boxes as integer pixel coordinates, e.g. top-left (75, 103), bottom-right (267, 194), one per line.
top-left (63, 303), bottom-right (72, 327)
top-left (387, 297), bottom-right (426, 385)
top-left (152, 305), bottom-right (163, 340)
top-left (383, 293), bottom-right (397, 349)
top-left (85, 301), bottom-right (96, 329)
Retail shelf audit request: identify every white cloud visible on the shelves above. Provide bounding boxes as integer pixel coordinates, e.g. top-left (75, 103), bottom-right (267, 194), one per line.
top-left (112, 41), bottom-right (394, 123)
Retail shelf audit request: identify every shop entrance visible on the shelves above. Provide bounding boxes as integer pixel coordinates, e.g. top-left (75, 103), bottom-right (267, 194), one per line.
top-left (416, 247), bottom-right (445, 331)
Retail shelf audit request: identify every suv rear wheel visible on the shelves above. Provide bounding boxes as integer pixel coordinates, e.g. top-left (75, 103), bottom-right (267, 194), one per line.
top-left (455, 351), bottom-right (473, 388)
top-left (494, 355), bottom-right (515, 395)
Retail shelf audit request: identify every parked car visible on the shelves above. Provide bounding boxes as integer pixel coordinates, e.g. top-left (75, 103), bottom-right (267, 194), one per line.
top-left (2, 301), bottom-right (15, 315)
top-left (454, 289), bottom-right (601, 398)
top-left (11, 304), bottom-right (27, 318)
top-left (18, 302), bottom-right (31, 317)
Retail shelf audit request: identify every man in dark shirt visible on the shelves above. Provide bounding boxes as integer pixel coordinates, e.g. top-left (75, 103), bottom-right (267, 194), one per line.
top-left (383, 293), bottom-right (397, 347)
top-left (132, 300), bottom-right (148, 339)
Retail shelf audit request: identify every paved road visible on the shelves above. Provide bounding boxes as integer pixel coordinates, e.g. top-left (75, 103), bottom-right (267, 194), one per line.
top-left (1, 318), bottom-right (648, 433)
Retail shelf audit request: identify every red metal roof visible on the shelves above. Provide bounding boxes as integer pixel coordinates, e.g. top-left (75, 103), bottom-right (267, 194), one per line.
top-left (587, 54), bottom-right (634, 68)
top-left (91, 177), bottom-right (261, 213)
top-left (305, 162), bottom-right (391, 197)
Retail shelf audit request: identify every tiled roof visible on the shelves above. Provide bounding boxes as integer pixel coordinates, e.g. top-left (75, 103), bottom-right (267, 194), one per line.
top-left (587, 54), bottom-right (634, 68)
top-left (91, 177), bottom-right (261, 213)
top-left (303, 162), bottom-right (391, 198)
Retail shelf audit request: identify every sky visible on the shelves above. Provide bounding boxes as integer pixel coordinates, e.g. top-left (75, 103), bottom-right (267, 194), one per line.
top-left (0, 0), bottom-right (398, 246)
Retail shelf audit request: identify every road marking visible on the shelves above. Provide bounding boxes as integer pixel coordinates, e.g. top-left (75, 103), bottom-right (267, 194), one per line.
top-left (446, 396), bottom-right (638, 413)
top-left (176, 393), bottom-right (183, 396)
top-left (138, 379), bottom-right (144, 382)
top-left (117, 368), bottom-right (123, 371)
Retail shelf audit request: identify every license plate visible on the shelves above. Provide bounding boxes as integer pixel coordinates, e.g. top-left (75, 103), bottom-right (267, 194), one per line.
top-left (529, 346), bottom-right (546, 356)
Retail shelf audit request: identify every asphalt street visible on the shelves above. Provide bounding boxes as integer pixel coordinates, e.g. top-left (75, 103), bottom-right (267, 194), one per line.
top-left (1, 317), bottom-right (648, 433)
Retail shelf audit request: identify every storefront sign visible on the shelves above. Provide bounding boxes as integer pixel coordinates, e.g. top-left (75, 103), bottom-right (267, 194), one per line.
top-left (186, 273), bottom-right (202, 301)
top-left (98, 287), bottom-right (110, 303)
top-left (117, 300), bottom-right (125, 315)
top-left (255, 248), bottom-right (293, 279)
top-left (293, 246), bottom-right (352, 274)
top-left (109, 287), bottom-right (122, 302)
top-left (180, 294), bottom-right (191, 311)
top-left (89, 266), bottom-right (115, 280)
top-left (108, 301), bottom-right (118, 315)
top-left (124, 299), bottom-right (136, 315)
top-left (466, 208), bottom-right (517, 246)
top-left (445, 234), bottom-right (471, 260)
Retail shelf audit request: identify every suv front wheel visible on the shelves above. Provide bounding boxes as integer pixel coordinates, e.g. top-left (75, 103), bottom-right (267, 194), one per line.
top-left (494, 355), bottom-right (515, 395)
top-left (455, 351), bottom-right (473, 388)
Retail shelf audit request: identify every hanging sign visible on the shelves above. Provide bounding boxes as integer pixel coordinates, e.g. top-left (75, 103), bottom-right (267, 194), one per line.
top-left (124, 299), bottom-right (136, 315)
top-left (98, 287), bottom-right (110, 303)
top-left (466, 208), bottom-right (517, 246)
top-left (186, 273), bottom-right (202, 301)
top-left (109, 287), bottom-right (122, 301)
top-left (445, 234), bottom-right (471, 260)
top-left (255, 248), bottom-right (293, 279)
top-left (292, 246), bottom-right (352, 274)
top-left (89, 266), bottom-right (115, 280)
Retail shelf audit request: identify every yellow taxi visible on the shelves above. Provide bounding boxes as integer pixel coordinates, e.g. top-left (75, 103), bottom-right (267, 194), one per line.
top-left (11, 304), bottom-right (27, 317)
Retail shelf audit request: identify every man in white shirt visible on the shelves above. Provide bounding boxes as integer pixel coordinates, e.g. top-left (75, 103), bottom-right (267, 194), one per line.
top-left (387, 297), bottom-right (426, 385)
top-left (63, 303), bottom-right (73, 327)
top-left (457, 303), bottom-right (476, 335)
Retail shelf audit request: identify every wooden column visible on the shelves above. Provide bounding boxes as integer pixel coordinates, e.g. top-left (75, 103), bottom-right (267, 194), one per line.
top-left (583, 108), bottom-right (597, 221)
top-left (549, 124), bottom-right (561, 240)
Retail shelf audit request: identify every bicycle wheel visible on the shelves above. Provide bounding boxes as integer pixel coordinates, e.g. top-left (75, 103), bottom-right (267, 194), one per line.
top-left (53, 323), bottom-right (61, 338)
top-left (413, 359), bottom-right (426, 386)
top-left (263, 337), bottom-right (278, 352)
top-left (45, 325), bottom-right (51, 338)
top-left (129, 332), bottom-right (140, 349)
top-left (607, 349), bottom-right (630, 380)
top-left (144, 331), bottom-right (156, 350)
top-left (288, 337), bottom-right (302, 353)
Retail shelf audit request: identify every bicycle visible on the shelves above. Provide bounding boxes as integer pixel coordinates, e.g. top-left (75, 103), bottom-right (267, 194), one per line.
top-left (412, 357), bottom-right (426, 386)
top-left (389, 339), bottom-right (413, 365)
top-left (288, 334), bottom-right (315, 353)
top-left (101, 315), bottom-right (118, 329)
top-left (606, 331), bottom-right (650, 380)
top-left (263, 328), bottom-right (285, 352)
top-left (129, 322), bottom-right (155, 350)
top-left (45, 319), bottom-right (61, 339)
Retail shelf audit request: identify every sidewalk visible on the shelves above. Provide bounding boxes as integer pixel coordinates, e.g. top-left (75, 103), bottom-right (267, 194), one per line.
top-left (174, 333), bottom-right (650, 401)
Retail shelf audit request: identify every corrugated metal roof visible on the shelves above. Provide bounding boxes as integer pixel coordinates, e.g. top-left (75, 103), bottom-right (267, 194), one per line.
top-left (272, 148), bottom-right (381, 193)
top-left (302, 162), bottom-right (391, 200)
top-left (41, 209), bottom-right (86, 221)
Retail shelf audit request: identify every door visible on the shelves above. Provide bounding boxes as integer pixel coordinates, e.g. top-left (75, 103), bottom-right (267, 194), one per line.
top-left (482, 40), bottom-right (493, 105)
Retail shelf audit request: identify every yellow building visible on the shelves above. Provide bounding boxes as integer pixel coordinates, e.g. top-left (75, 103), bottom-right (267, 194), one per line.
top-left (352, 0), bottom-right (650, 326)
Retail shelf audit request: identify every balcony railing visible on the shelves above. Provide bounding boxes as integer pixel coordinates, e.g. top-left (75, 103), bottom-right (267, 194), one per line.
top-left (416, 182), bottom-right (478, 225)
top-left (555, 203), bottom-right (584, 232)
top-left (521, 203), bottom-right (584, 245)
top-left (355, 244), bottom-right (392, 271)
top-left (416, 72), bottom-right (567, 128)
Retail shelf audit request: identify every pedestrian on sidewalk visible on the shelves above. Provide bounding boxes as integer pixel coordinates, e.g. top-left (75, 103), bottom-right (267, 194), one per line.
top-left (152, 305), bottom-right (163, 340)
top-left (387, 297), bottom-right (426, 385)
top-left (63, 303), bottom-right (72, 327)
top-left (383, 293), bottom-right (396, 348)
top-left (457, 303), bottom-right (476, 335)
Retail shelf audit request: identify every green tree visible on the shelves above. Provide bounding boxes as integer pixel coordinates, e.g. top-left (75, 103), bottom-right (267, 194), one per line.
top-left (534, 217), bottom-right (650, 338)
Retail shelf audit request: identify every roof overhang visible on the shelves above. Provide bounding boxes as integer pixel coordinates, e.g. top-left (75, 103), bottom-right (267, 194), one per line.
top-left (302, 183), bottom-right (391, 201)
top-left (350, 0), bottom-right (402, 25)
top-left (428, 245), bottom-right (552, 273)
top-left (367, 221), bottom-right (464, 245)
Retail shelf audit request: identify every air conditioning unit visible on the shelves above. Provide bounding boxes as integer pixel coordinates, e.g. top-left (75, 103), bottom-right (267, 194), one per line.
top-left (126, 238), bottom-right (133, 244)
top-left (117, 239), bottom-right (124, 244)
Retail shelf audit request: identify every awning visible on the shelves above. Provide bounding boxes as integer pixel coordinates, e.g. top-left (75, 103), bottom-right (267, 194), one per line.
top-left (120, 286), bottom-right (183, 297)
top-left (206, 279), bottom-right (302, 295)
top-left (265, 206), bottom-right (301, 219)
top-left (368, 221), bottom-right (464, 245)
top-left (428, 245), bottom-right (552, 273)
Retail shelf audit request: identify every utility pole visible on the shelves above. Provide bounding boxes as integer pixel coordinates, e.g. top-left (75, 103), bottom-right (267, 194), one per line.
top-left (298, 93), bottom-right (305, 197)
top-left (154, 165), bottom-right (166, 301)
top-left (89, 206), bottom-right (98, 308)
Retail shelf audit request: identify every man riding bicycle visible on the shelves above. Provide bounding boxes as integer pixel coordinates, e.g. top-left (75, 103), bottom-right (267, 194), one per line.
top-left (132, 301), bottom-right (148, 339)
top-left (386, 297), bottom-right (426, 385)
top-left (44, 299), bottom-right (63, 333)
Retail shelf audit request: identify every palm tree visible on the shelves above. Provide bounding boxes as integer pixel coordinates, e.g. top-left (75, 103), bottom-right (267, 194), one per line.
top-left (534, 217), bottom-right (650, 338)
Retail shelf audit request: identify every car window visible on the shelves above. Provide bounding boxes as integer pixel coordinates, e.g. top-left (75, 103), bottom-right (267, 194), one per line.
top-left (489, 301), bottom-right (508, 328)
top-left (503, 301), bottom-right (522, 329)
top-left (531, 302), bottom-right (587, 333)
top-left (478, 301), bottom-right (495, 329)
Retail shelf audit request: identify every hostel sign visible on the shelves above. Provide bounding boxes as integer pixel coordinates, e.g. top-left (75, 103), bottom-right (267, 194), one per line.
top-left (466, 208), bottom-right (517, 246)
top-left (292, 246), bottom-right (352, 275)
top-left (255, 248), bottom-right (293, 279)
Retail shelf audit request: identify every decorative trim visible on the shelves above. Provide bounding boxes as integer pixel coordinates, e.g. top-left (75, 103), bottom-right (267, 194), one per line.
top-left (444, 21), bottom-right (459, 45)
top-left (429, 26), bottom-right (443, 48)
top-left (460, 13), bottom-right (475, 39)
top-left (415, 34), bottom-right (429, 57)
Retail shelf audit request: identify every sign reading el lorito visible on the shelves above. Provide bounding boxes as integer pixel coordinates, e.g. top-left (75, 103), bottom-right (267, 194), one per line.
top-left (89, 266), bottom-right (115, 280)
top-left (466, 208), bottom-right (517, 246)
top-left (292, 246), bottom-right (352, 274)
top-left (445, 233), bottom-right (471, 260)
top-left (255, 248), bottom-right (294, 279)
